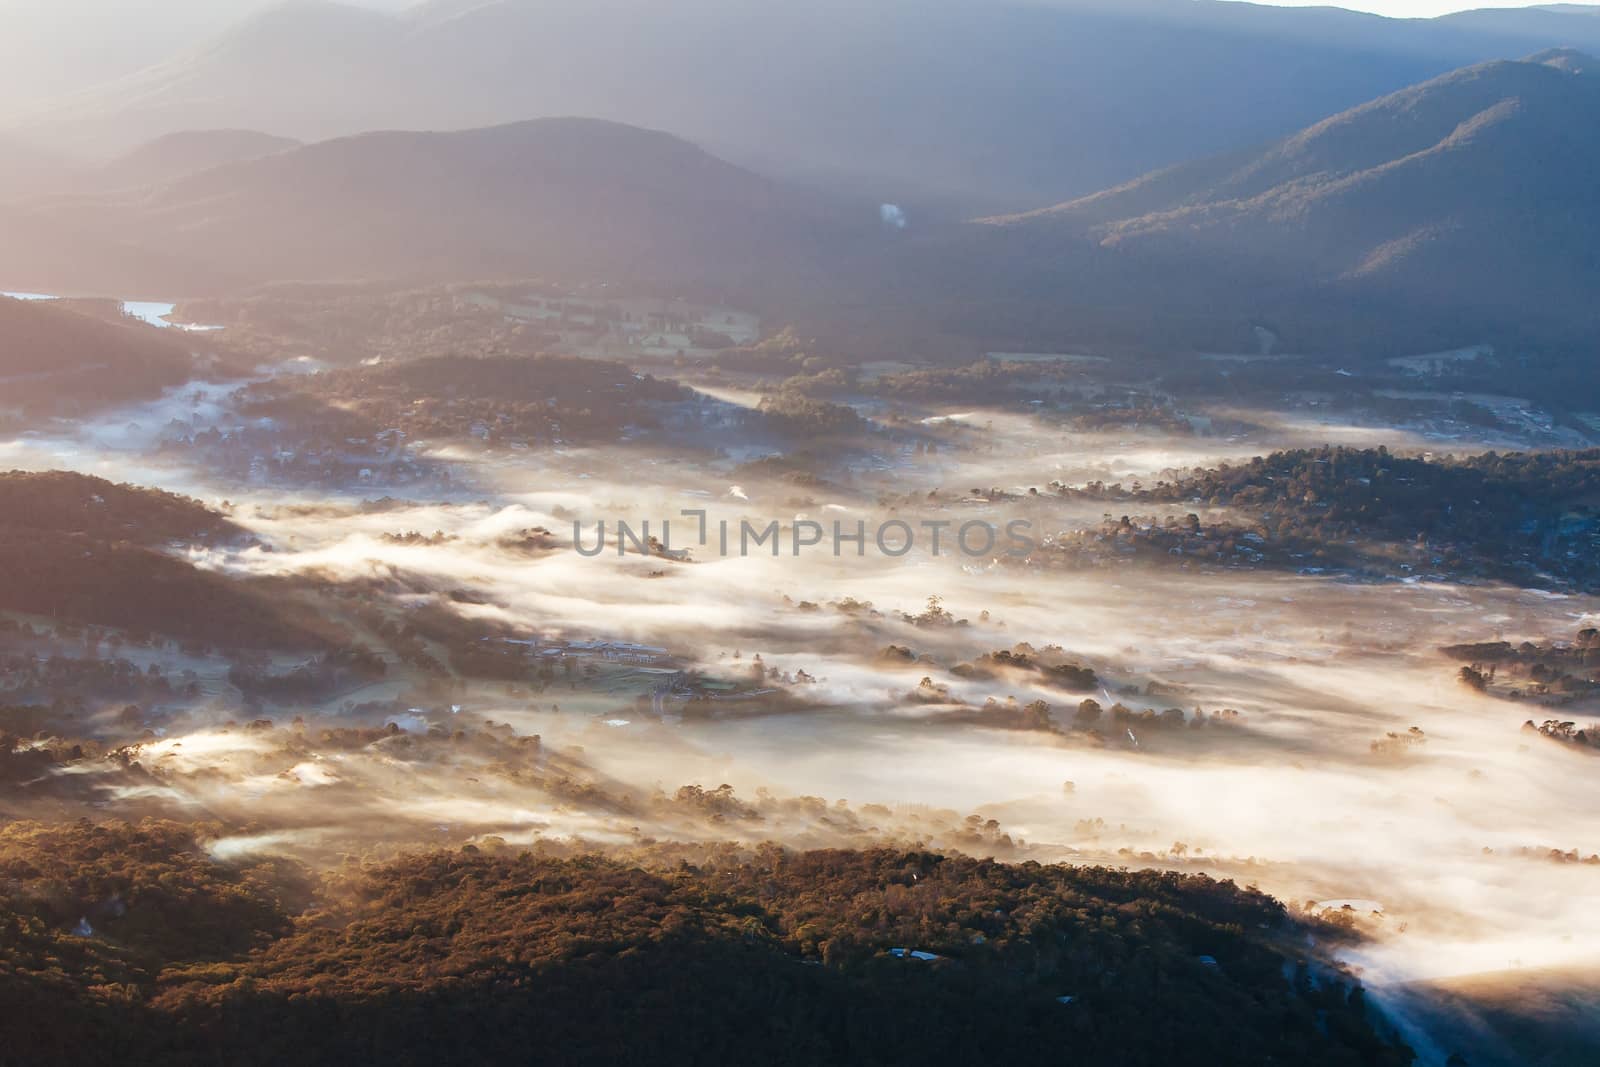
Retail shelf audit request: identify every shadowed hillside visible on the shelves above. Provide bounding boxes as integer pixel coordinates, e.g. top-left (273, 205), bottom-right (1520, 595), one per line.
top-left (936, 51), bottom-right (1600, 356)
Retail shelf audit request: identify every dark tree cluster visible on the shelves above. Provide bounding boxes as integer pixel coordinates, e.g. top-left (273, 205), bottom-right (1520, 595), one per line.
top-left (227, 645), bottom-right (389, 703)
top-left (957, 649), bottom-right (1099, 692)
top-left (0, 652), bottom-right (195, 709)
top-left (240, 354), bottom-right (689, 450)
top-left (754, 388), bottom-right (869, 438)
top-left (1043, 447), bottom-right (1600, 590)
top-left (1444, 628), bottom-right (1600, 707)
top-left (0, 822), bottom-right (1410, 1067)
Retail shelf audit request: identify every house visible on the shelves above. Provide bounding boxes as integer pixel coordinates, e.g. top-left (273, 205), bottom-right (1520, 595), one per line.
top-left (888, 948), bottom-right (942, 961)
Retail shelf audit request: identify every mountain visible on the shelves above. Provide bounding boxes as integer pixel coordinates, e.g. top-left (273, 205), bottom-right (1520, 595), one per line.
top-left (946, 50), bottom-right (1600, 355)
top-left (16, 0), bottom-right (1600, 211)
top-left (0, 118), bottom-right (880, 298)
top-left (11, 41), bottom-right (1600, 362)
top-left (95, 130), bottom-right (301, 190)
top-left (1, 129), bottom-right (300, 203)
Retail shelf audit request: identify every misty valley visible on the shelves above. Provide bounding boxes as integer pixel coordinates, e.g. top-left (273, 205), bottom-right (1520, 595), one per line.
top-left (4, 4), bottom-right (1600, 1066)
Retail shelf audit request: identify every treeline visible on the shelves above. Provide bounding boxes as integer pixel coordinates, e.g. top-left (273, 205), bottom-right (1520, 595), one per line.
top-left (705, 326), bottom-right (836, 376)
top-left (959, 648), bottom-right (1099, 691)
top-left (240, 353), bottom-right (688, 447)
top-left (1057, 447), bottom-right (1600, 589)
top-left (1447, 627), bottom-right (1600, 707)
top-left (227, 646), bottom-right (388, 703)
top-left (754, 388), bottom-right (868, 438)
top-left (0, 651), bottom-right (196, 709)
top-left (0, 821), bottom-right (1409, 1067)
top-left (1142, 448), bottom-right (1600, 535)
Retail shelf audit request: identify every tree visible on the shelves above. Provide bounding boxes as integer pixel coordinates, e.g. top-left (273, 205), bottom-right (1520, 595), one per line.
top-left (1023, 700), bottom-right (1054, 731)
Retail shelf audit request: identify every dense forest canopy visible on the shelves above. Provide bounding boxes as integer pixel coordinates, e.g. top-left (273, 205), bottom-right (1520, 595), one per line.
top-left (0, 821), bottom-right (1408, 1067)
top-left (0, 472), bottom-right (327, 650)
top-left (0, 471), bottom-right (236, 545)
top-left (1051, 446), bottom-right (1600, 590)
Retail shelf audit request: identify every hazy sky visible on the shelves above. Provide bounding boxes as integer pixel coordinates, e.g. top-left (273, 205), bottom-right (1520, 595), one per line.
top-left (0, 0), bottom-right (412, 104)
top-left (1, 0), bottom-right (1595, 107)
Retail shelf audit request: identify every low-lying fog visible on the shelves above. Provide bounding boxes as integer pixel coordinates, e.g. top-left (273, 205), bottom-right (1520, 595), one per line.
top-left (7, 375), bottom-right (1598, 1004)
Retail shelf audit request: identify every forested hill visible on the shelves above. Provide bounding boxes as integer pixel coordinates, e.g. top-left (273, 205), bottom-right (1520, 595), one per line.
top-left (0, 471), bottom-right (237, 545)
top-left (1146, 447), bottom-right (1600, 545)
top-left (95, 129), bottom-right (302, 191)
top-left (1051, 447), bottom-right (1600, 590)
top-left (0, 297), bottom-right (199, 417)
top-left (0, 822), bottom-right (1411, 1067)
top-left (0, 472), bottom-right (327, 650)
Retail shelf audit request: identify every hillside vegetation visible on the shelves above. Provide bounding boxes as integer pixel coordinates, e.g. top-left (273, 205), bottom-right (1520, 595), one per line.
top-left (0, 472), bottom-right (327, 650)
top-left (0, 298), bottom-right (199, 417)
top-left (0, 821), bottom-right (1410, 1067)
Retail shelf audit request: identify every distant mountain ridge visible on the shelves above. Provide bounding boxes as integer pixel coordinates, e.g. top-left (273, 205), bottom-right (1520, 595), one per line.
top-left (96, 130), bottom-right (302, 191)
top-left (1010, 48), bottom-right (1600, 230)
top-left (0, 129), bottom-right (301, 201)
top-left (17, 0), bottom-right (1600, 210)
top-left (0, 136), bottom-right (75, 201)
top-left (0, 117), bottom-right (881, 298)
top-left (7, 52), bottom-right (1600, 364)
top-left (944, 49), bottom-right (1600, 353)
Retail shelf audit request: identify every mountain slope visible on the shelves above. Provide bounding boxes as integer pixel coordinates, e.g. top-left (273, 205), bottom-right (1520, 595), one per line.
top-left (17, 0), bottom-right (1600, 210)
top-left (0, 118), bottom-right (879, 297)
top-left (0, 135), bottom-right (79, 201)
top-left (96, 130), bottom-right (301, 190)
top-left (958, 51), bottom-right (1600, 353)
